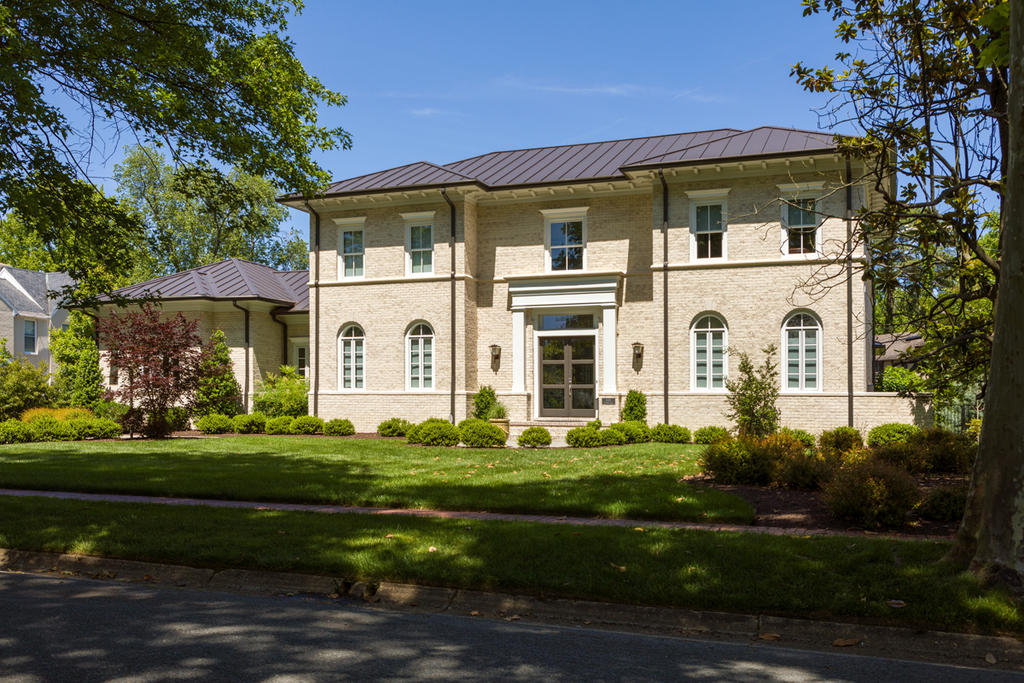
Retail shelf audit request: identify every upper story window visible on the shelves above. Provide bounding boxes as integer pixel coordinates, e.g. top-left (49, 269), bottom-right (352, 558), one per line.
top-left (339, 325), bottom-right (364, 389)
top-left (402, 211), bottom-right (436, 276)
top-left (407, 322), bottom-right (434, 390)
top-left (333, 216), bottom-right (365, 279)
top-left (541, 207), bottom-right (588, 273)
top-left (783, 312), bottom-right (821, 391)
top-left (691, 314), bottom-right (727, 390)
top-left (778, 182), bottom-right (824, 256)
top-left (686, 189), bottom-right (730, 261)
top-left (23, 319), bottom-right (37, 354)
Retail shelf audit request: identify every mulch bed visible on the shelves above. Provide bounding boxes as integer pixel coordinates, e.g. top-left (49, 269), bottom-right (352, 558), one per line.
top-left (689, 474), bottom-right (965, 538)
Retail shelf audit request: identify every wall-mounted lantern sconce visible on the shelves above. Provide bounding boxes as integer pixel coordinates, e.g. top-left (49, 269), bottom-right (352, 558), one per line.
top-left (490, 344), bottom-right (501, 371)
top-left (632, 342), bottom-right (644, 372)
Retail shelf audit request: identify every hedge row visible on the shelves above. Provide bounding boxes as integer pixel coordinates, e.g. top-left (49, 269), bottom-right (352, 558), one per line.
top-left (195, 413), bottom-right (355, 437)
top-left (0, 416), bottom-right (122, 444)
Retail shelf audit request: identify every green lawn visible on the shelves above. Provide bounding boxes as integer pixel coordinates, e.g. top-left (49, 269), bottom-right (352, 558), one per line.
top-left (0, 494), bottom-right (1018, 634)
top-left (0, 437), bottom-right (752, 523)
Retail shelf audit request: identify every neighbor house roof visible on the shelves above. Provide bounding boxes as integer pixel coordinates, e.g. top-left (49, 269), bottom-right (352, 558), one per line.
top-left (104, 258), bottom-right (309, 312)
top-left (874, 332), bottom-right (925, 363)
top-left (0, 265), bottom-right (74, 316)
top-left (288, 126), bottom-right (839, 201)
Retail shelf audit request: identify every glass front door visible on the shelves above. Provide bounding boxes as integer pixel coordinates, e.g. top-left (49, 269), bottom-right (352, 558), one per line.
top-left (539, 336), bottom-right (596, 418)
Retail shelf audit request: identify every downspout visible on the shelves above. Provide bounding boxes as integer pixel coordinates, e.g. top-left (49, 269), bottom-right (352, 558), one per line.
top-left (441, 188), bottom-right (457, 425)
top-left (231, 300), bottom-right (251, 411)
top-left (270, 309), bottom-right (288, 367)
top-left (304, 201), bottom-right (321, 417)
top-left (845, 156), bottom-right (854, 427)
top-left (658, 170), bottom-right (670, 425)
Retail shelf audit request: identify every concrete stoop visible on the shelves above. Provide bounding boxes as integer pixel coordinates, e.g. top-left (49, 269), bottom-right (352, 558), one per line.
top-left (2, 547), bottom-right (1022, 672)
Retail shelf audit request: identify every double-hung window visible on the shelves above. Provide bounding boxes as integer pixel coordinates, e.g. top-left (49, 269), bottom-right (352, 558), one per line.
top-left (541, 207), bottom-right (587, 272)
top-left (23, 319), bottom-right (36, 354)
top-left (686, 189), bottom-right (729, 261)
top-left (783, 313), bottom-right (821, 391)
top-left (402, 211), bottom-right (436, 276)
top-left (691, 315), bottom-right (727, 390)
top-left (334, 216), bottom-right (365, 279)
top-left (778, 182), bottom-right (823, 256)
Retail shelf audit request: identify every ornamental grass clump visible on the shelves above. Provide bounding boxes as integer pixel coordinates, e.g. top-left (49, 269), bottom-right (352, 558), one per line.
top-left (324, 419), bottom-right (356, 436)
top-left (516, 426), bottom-right (552, 448)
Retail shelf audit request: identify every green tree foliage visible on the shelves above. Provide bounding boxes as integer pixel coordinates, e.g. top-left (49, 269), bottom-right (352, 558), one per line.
top-left (194, 329), bottom-right (242, 417)
top-left (49, 312), bottom-right (104, 409)
top-left (878, 365), bottom-right (927, 394)
top-left (252, 365), bottom-right (308, 417)
top-left (0, 0), bottom-right (348, 295)
top-left (0, 339), bottom-right (53, 420)
top-left (724, 345), bottom-right (780, 438)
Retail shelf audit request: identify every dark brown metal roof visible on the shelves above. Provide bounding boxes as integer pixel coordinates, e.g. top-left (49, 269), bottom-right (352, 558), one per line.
top-left (104, 258), bottom-right (308, 311)
top-left (294, 126), bottom-right (841, 201)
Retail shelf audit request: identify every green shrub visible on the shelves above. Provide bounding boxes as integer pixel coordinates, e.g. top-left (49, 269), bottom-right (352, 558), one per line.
top-left (819, 427), bottom-right (864, 460)
top-left (28, 416), bottom-right (76, 442)
top-left (232, 412), bottom-right (267, 434)
top-left (406, 418), bottom-right (447, 444)
top-left (458, 418), bottom-right (506, 447)
top-left (871, 441), bottom-right (919, 473)
top-left (779, 427), bottom-right (815, 449)
top-left (196, 413), bottom-right (234, 434)
top-left (916, 486), bottom-right (967, 523)
top-left (879, 365), bottom-right (926, 394)
top-left (586, 419), bottom-right (602, 430)
top-left (566, 426), bottom-right (603, 448)
top-left (472, 386), bottom-right (498, 420)
top-left (909, 428), bottom-right (976, 474)
top-left (93, 399), bottom-right (129, 427)
top-left (823, 460), bottom-right (920, 529)
top-left (699, 438), bottom-right (760, 484)
top-left (517, 426), bottom-right (552, 448)
top-left (600, 428), bottom-right (627, 446)
top-left (166, 406), bottom-right (191, 432)
top-left (290, 415), bottom-right (324, 435)
top-left (252, 366), bottom-right (308, 417)
top-left (651, 423), bottom-right (691, 444)
top-left (777, 451), bottom-right (832, 490)
top-left (867, 423), bottom-right (921, 448)
top-left (694, 426), bottom-right (730, 444)
top-left (0, 347), bottom-right (53, 421)
top-left (378, 417), bottom-right (413, 438)
top-left (608, 421), bottom-right (652, 444)
top-left (21, 407), bottom-right (94, 422)
top-left (487, 402), bottom-right (508, 420)
top-left (68, 417), bottom-right (121, 440)
top-left (324, 418), bottom-right (356, 436)
top-left (265, 416), bottom-right (294, 435)
top-left (725, 345), bottom-right (780, 438)
top-left (194, 329), bottom-right (242, 417)
top-left (0, 419), bottom-right (33, 444)
top-left (622, 390), bottom-right (647, 422)
top-left (417, 420), bottom-right (460, 447)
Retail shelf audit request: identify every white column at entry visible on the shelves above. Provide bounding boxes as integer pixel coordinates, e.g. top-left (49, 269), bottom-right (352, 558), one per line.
top-left (511, 309), bottom-right (525, 392)
top-left (602, 306), bottom-right (617, 394)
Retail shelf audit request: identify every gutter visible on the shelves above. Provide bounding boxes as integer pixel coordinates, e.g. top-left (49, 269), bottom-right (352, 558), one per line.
top-left (658, 170), bottom-right (670, 425)
top-left (231, 300), bottom-right (251, 410)
top-left (441, 189), bottom-right (457, 425)
top-left (845, 155), bottom-right (854, 427)
top-left (304, 201), bottom-right (322, 417)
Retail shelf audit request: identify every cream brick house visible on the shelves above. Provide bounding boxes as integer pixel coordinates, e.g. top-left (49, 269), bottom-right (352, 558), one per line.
top-left (276, 127), bottom-right (927, 436)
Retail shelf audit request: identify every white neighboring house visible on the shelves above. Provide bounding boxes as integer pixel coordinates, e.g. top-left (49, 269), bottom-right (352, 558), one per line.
top-left (0, 264), bottom-right (74, 371)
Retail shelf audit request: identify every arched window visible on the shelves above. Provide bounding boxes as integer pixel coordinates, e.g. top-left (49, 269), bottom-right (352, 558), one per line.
top-left (339, 325), bottom-right (364, 389)
top-left (783, 313), bottom-right (821, 391)
top-left (407, 323), bottom-right (433, 389)
top-left (691, 315), bottom-right (727, 390)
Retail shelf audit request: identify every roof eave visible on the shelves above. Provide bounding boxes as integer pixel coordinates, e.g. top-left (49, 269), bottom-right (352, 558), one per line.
top-left (619, 147), bottom-right (842, 175)
top-left (278, 180), bottom-right (488, 209)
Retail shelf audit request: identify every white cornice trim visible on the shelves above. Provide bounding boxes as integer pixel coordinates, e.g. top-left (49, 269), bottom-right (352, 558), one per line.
top-left (684, 188), bottom-right (731, 200)
top-left (400, 210), bottom-right (436, 222)
top-left (777, 181), bottom-right (826, 193)
top-left (538, 206), bottom-right (589, 219)
top-left (331, 216), bottom-right (366, 227)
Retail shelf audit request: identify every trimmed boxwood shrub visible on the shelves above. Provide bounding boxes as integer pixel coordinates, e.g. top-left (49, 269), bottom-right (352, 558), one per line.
top-left (27, 416), bottom-right (77, 441)
top-left (324, 418), bottom-right (356, 436)
top-left (916, 486), bottom-right (967, 522)
top-left (517, 426), bottom-right (552, 448)
top-left (867, 423), bottom-right (921, 448)
top-left (0, 419), bottom-right (33, 444)
top-left (778, 427), bottom-right (815, 449)
top-left (694, 426), bottom-right (730, 444)
top-left (650, 423), bottom-right (691, 444)
top-left (609, 421), bottom-right (652, 444)
top-left (458, 418), bottom-right (507, 447)
top-left (823, 460), bottom-right (919, 529)
top-left (406, 418), bottom-right (449, 445)
top-left (196, 413), bottom-right (234, 434)
top-left (232, 412), bottom-right (267, 434)
top-left (266, 416), bottom-right (294, 435)
top-left (69, 417), bottom-right (121, 440)
top-left (566, 426), bottom-right (603, 448)
top-left (819, 426), bottom-right (863, 460)
top-left (290, 415), bottom-right (325, 435)
top-left (378, 417), bottom-right (413, 438)
top-left (21, 407), bottom-right (94, 422)
top-left (599, 428), bottom-right (627, 446)
top-left (417, 420), bottom-right (460, 447)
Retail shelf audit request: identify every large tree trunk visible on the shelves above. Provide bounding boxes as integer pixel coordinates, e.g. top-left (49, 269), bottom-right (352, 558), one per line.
top-left (949, 2), bottom-right (1024, 588)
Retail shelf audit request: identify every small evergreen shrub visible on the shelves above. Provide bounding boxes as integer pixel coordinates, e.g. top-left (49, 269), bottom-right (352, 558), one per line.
top-left (867, 423), bottom-right (921, 448)
top-left (823, 460), bottom-right (919, 529)
top-left (28, 416), bottom-right (77, 441)
top-left (166, 406), bottom-right (191, 432)
top-left (378, 417), bottom-right (413, 438)
top-left (778, 427), bottom-right (815, 449)
top-left (600, 428), bottom-right (627, 446)
top-left (871, 441), bottom-right (919, 473)
top-left (0, 350), bottom-right (53, 421)
top-left (324, 418), bottom-right (356, 436)
top-left (93, 400), bottom-right (129, 426)
top-left (909, 428), bottom-right (976, 474)
top-left (266, 416), bottom-right (294, 435)
top-left (694, 426), bottom-right (730, 444)
top-left (916, 486), bottom-right (967, 523)
top-left (196, 413), bottom-right (234, 434)
top-left (699, 438), bottom-right (759, 484)
top-left (608, 421), bottom-right (652, 444)
top-left (819, 426), bottom-right (864, 460)
top-left (68, 417), bottom-right (121, 440)
top-left (517, 426), bottom-right (552, 448)
top-left (651, 423), bottom-right (691, 444)
top-left (406, 418), bottom-right (448, 444)
top-left (622, 390), bottom-right (647, 422)
top-left (586, 419), bottom-right (602, 430)
top-left (0, 419), bottom-right (33, 444)
top-left (290, 415), bottom-right (325, 435)
top-left (777, 451), bottom-right (832, 490)
top-left (417, 420), bottom-right (460, 447)
top-left (458, 418), bottom-right (507, 447)
top-left (194, 329), bottom-right (242, 417)
top-left (232, 412), bottom-right (267, 434)
top-left (724, 345), bottom-right (780, 438)
top-left (472, 386), bottom-right (498, 420)
top-left (566, 426), bottom-right (603, 448)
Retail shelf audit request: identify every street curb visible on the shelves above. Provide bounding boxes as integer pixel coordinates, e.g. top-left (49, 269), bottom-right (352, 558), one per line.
top-left (2, 548), bottom-right (1021, 670)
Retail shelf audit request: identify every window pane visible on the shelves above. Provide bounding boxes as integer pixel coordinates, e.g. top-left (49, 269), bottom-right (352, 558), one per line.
top-left (344, 231), bottom-right (362, 254)
top-left (563, 221), bottom-right (583, 245)
top-left (696, 205), bottom-right (708, 232)
top-left (542, 338), bottom-right (566, 360)
top-left (550, 247), bottom-right (567, 270)
top-left (543, 388), bottom-right (565, 409)
top-left (411, 225), bottom-right (432, 250)
top-left (540, 314), bottom-right (594, 330)
top-left (345, 254), bottom-right (363, 277)
top-left (570, 338), bottom-right (594, 360)
top-left (708, 204), bottom-right (722, 231)
top-left (572, 388), bottom-right (594, 410)
top-left (565, 246), bottom-right (583, 270)
top-left (571, 363), bottom-right (594, 385)
top-left (709, 232), bottom-right (723, 258)
top-left (696, 233), bottom-right (710, 259)
top-left (542, 364), bottom-right (564, 385)
top-left (550, 222), bottom-right (567, 247)
top-left (695, 333), bottom-right (708, 388)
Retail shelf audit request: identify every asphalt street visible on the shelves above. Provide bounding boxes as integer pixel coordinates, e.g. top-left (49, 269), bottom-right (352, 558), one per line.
top-left (0, 572), bottom-right (1019, 682)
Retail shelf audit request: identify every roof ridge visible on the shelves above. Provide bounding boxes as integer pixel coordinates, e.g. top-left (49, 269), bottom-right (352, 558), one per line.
top-left (229, 257), bottom-right (260, 297)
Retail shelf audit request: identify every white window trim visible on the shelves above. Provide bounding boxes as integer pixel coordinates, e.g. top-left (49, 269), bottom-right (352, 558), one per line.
top-left (405, 322), bottom-right (436, 392)
top-left (686, 189), bottom-right (730, 263)
top-left (402, 211), bottom-right (436, 277)
top-left (690, 315), bottom-right (728, 392)
top-left (333, 216), bottom-right (366, 280)
top-left (780, 312), bottom-right (823, 393)
top-left (777, 182), bottom-right (824, 259)
top-left (22, 318), bottom-right (37, 355)
top-left (540, 207), bottom-right (588, 274)
top-left (337, 326), bottom-right (365, 392)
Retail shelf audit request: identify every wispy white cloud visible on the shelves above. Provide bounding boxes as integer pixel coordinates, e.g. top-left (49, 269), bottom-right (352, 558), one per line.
top-left (495, 76), bottom-right (726, 103)
top-left (408, 107), bottom-right (463, 118)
